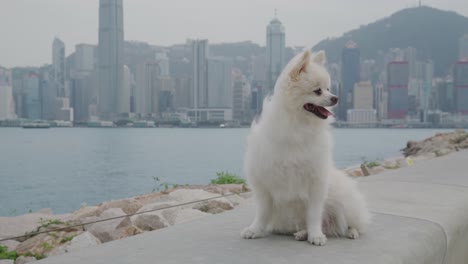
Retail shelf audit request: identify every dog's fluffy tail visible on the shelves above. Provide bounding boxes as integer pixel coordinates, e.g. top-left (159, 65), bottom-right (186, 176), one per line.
top-left (322, 199), bottom-right (348, 237)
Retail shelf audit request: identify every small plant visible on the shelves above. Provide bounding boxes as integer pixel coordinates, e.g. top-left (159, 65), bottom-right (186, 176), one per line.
top-left (364, 161), bottom-right (380, 168)
top-left (39, 219), bottom-right (64, 229)
top-left (151, 177), bottom-right (187, 192)
top-left (22, 219), bottom-right (67, 241)
top-left (60, 235), bottom-right (76, 243)
top-left (22, 252), bottom-right (46, 260)
top-left (0, 245), bottom-right (17, 260)
top-left (40, 242), bottom-right (53, 251)
top-left (384, 164), bottom-right (400, 170)
top-left (211, 171), bottom-right (246, 185)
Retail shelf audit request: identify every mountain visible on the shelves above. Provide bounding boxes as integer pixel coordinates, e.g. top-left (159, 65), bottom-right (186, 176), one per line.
top-left (312, 6), bottom-right (468, 76)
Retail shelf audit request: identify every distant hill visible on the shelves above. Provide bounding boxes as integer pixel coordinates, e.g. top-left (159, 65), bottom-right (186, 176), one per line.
top-left (312, 6), bottom-right (468, 76)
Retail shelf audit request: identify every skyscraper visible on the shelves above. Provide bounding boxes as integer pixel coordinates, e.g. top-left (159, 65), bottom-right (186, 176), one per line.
top-left (70, 44), bottom-right (97, 121)
top-left (98, 0), bottom-right (125, 120)
top-left (459, 34), bottom-right (468, 60)
top-left (207, 57), bottom-right (233, 108)
top-left (134, 62), bottom-right (159, 117)
top-left (75, 44), bottom-right (96, 73)
top-left (120, 65), bottom-right (131, 115)
top-left (454, 61), bottom-right (468, 115)
top-left (266, 12), bottom-right (285, 93)
top-left (52, 38), bottom-right (66, 98)
top-left (155, 52), bottom-right (170, 77)
top-left (420, 60), bottom-right (433, 120)
top-left (353, 81), bottom-right (373, 110)
top-left (339, 40), bottom-right (360, 121)
top-left (23, 72), bottom-right (41, 120)
top-left (387, 61), bottom-right (409, 119)
top-left (191, 39), bottom-right (209, 110)
top-left (0, 68), bottom-right (16, 119)
top-left (232, 68), bottom-right (249, 122)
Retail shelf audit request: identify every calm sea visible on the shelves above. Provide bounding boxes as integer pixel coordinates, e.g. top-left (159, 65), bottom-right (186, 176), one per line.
top-left (0, 127), bottom-right (452, 216)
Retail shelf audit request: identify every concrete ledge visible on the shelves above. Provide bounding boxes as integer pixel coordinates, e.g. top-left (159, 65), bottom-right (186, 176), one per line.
top-left (37, 151), bottom-right (468, 264)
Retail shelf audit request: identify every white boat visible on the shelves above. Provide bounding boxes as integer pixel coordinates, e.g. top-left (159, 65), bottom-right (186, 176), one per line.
top-left (22, 122), bottom-right (51, 129)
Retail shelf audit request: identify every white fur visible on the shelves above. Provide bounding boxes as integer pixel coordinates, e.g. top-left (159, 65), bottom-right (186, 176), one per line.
top-left (240, 50), bottom-right (370, 246)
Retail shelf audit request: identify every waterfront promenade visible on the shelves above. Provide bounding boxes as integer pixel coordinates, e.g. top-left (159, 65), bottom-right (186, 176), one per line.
top-left (34, 150), bottom-right (468, 264)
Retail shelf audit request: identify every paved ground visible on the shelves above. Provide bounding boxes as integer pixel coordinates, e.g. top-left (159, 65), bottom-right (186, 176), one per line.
top-left (37, 150), bottom-right (468, 264)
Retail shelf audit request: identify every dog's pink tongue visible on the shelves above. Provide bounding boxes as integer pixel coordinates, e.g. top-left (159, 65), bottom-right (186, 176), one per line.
top-left (318, 107), bottom-right (333, 117)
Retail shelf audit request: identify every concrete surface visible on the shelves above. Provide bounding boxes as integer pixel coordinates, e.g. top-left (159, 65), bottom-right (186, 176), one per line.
top-left (37, 150), bottom-right (468, 264)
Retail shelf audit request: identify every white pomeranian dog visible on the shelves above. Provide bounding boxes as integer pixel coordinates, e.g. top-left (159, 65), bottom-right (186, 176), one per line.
top-left (241, 50), bottom-right (370, 246)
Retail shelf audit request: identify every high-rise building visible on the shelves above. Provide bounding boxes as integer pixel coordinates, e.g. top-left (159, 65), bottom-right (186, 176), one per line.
top-left (174, 77), bottom-right (191, 109)
top-left (158, 90), bottom-right (173, 113)
top-left (266, 13), bottom-right (285, 92)
top-left (23, 72), bottom-right (42, 119)
top-left (70, 44), bottom-right (97, 121)
top-left (420, 60), bottom-right (433, 120)
top-left (405, 47), bottom-right (418, 78)
top-left (119, 65), bottom-right (131, 115)
top-left (71, 75), bottom-right (93, 121)
top-left (387, 61), bottom-right (409, 119)
top-left (232, 68), bottom-right (249, 122)
top-left (134, 62), bottom-right (159, 117)
top-left (436, 78), bottom-right (455, 113)
top-left (191, 39), bottom-right (209, 109)
top-left (459, 34), bottom-right (468, 60)
top-left (454, 61), bottom-right (468, 115)
top-left (360, 60), bottom-right (375, 82)
top-left (0, 69), bottom-right (16, 119)
top-left (155, 52), bottom-right (170, 77)
top-left (98, 0), bottom-right (125, 120)
top-left (52, 38), bottom-right (66, 98)
top-left (353, 81), bottom-right (373, 109)
top-left (75, 44), bottom-right (96, 73)
top-left (375, 83), bottom-right (387, 120)
top-left (339, 40), bottom-right (360, 121)
top-left (155, 76), bottom-right (173, 114)
top-left (348, 81), bottom-right (375, 124)
top-left (207, 57), bottom-right (233, 108)
top-left (251, 55), bottom-right (266, 114)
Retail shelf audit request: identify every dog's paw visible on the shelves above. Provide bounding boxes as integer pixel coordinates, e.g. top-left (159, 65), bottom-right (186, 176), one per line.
top-left (240, 226), bottom-right (267, 239)
top-left (294, 230), bottom-right (308, 241)
top-left (308, 233), bottom-right (327, 246)
top-left (346, 228), bottom-right (360, 239)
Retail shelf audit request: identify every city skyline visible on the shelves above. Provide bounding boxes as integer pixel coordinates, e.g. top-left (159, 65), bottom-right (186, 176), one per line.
top-left (1, 1), bottom-right (468, 68)
top-left (1, 2), bottom-right (468, 125)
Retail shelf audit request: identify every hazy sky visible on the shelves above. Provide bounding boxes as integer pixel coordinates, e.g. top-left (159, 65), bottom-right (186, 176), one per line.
top-left (1, 0), bottom-right (467, 68)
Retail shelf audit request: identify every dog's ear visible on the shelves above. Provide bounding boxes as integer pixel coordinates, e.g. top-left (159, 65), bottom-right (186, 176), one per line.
top-left (289, 50), bottom-right (310, 81)
top-left (313, 50), bottom-right (326, 65)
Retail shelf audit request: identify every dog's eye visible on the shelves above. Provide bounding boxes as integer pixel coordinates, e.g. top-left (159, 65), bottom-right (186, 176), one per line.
top-left (314, 88), bottom-right (322, 96)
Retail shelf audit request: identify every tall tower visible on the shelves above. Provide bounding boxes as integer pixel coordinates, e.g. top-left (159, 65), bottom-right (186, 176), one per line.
top-left (454, 61), bottom-right (468, 115)
top-left (207, 57), bottom-right (233, 108)
top-left (52, 38), bottom-right (66, 98)
top-left (266, 10), bottom-right (285, 93)
top-left (191, 39), bottom-right (209, 110)
top-left (339, 40), bottom-right (360, 121)
top-left (387, 61), bottom-right (409, 119)
top-left (0, 68), bottom-right (16, 119)
top-left (98, 0), bottom-right (125, 120)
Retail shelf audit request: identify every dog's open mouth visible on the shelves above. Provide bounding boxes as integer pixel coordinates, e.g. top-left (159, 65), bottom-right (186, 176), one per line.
top-left (303, 103), bottom-right (333, 119)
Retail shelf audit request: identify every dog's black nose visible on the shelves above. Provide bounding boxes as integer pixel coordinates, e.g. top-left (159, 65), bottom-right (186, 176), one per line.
top-left (331, 96), bottom-right (338, 105)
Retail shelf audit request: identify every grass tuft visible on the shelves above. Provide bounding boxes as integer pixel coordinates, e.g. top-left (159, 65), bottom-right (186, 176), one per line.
top-left (211, 171), bottom-right (246, 185)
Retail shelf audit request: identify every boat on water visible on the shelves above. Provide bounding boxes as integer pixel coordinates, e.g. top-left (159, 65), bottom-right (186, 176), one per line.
top-left (22, 122), bottom-right (51, 129)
